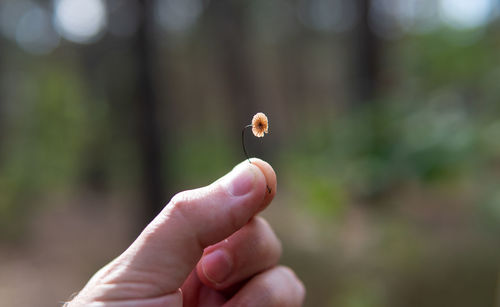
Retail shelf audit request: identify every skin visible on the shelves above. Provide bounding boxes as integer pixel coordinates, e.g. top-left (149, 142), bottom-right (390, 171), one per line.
top-left (68, 158), bottom-right (305, 307)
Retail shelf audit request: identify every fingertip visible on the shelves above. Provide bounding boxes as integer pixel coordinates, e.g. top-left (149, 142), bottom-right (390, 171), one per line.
top-left (223, 161), bottom-right (267, 200)
top-left (230, 159), bottom-right (276, 196)
top-left (248, 158), bottom-right (277, 208)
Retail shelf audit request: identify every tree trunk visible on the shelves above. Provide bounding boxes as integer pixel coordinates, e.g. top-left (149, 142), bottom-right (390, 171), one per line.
top-left (133, 0), bottom-right (168, 225)
top-left (353, 0), bottom-right (381, 104)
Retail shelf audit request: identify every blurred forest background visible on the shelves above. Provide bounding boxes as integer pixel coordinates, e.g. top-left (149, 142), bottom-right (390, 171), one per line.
top-left (1, 0), bottom-right (500, 306)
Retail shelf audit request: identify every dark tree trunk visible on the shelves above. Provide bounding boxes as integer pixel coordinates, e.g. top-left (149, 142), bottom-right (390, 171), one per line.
top-left (133, 0), bottom-right (168, 225)
top-left (352, 0), bottom-right (390, 200)
top-left (353, 0), bottom-right (381, 104)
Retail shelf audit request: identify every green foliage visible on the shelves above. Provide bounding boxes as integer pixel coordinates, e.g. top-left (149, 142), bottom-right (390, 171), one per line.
top-left (402, 28), bottom-right (498, 90)
top-left (284, 96), bottom-right (487, 217)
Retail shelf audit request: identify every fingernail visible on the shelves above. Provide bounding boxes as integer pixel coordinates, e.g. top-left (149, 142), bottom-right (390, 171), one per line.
top-left (201, 249), bottom-right (233, 284)
top-left (224, 164), bottom-right (256, 196)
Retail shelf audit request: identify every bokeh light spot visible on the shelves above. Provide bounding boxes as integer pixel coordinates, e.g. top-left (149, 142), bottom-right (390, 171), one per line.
top-left (54, 0), bottom-right (107, 44)
top-left (439, 0), bottom-right (494, 29)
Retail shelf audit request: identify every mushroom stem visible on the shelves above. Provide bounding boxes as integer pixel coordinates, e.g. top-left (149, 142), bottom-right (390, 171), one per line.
top-left (242, 124), bottom-right (252, 164)
top-left (241, 123), bottom-right (272, 194)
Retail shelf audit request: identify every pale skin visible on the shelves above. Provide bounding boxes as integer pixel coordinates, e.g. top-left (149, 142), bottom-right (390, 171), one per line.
top-left (68, 158), bottom-right (305, 307)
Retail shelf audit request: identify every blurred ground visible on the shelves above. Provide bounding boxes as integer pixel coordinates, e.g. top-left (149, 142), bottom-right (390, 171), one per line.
top-left (0, 193), bottom-right (137, 307)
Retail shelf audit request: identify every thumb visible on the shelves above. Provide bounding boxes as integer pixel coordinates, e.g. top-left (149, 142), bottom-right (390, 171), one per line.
top-left (109, 159), bottom-right (276, 298)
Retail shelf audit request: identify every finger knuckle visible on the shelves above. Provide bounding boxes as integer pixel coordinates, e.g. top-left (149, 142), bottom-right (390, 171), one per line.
top-left (169, 191), bottom-right (189, 209)
top-left (167, 191), bottom-right (195, 220)
top-left (163, 191), bottom-right (197, 230)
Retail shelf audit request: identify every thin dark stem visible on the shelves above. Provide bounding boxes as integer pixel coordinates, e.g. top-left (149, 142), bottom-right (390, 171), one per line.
top-left (241, 123), bottom-right (271, 194)
top-left (242, 124), bottom-right (252, 163)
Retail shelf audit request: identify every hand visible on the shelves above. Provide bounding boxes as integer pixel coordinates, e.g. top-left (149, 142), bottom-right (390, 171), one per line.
top-left (68, 159), bottom-right (305, 307)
